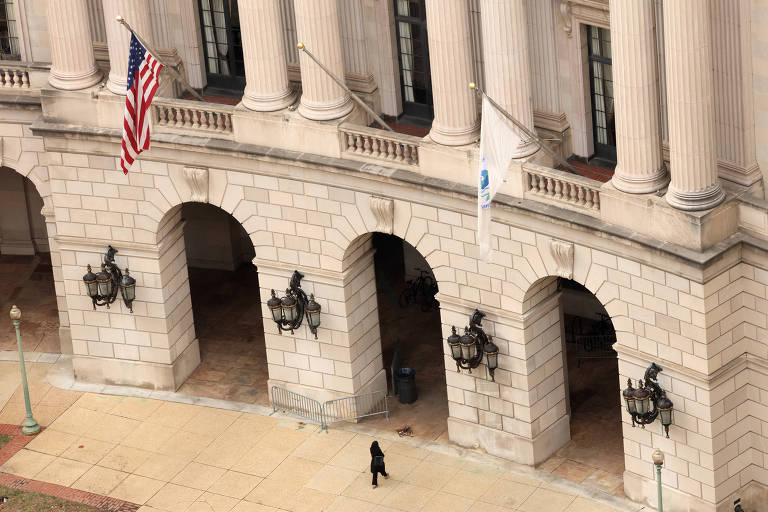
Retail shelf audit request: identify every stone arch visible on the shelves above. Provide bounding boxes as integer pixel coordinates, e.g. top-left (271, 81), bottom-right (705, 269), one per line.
top-left (519, 270), bottom-right (626, 480)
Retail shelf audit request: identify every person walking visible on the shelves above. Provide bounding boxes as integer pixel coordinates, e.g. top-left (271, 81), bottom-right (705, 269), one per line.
top-left (370, 440), bottom-right (389, 488)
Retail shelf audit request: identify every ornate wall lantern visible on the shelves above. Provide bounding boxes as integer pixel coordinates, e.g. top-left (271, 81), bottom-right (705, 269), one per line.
top-left (267, 270), bottom-right (321, 339)
top-left (622, 363), bottom-right (674, 437)
top-left (82, 246), bottom-right (136, 313)
top-left (448, 309), bottom-right (499, 381)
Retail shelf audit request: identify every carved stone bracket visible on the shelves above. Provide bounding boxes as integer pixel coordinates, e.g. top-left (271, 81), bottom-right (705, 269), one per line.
top-left (183, 166), bottom-right (208, 203)
top-left (369, 196), bottom-right (394, 234)
top-left (559, 1), bottom-right (573, 36)
top-left (550, 239), bottom-right (574, 279)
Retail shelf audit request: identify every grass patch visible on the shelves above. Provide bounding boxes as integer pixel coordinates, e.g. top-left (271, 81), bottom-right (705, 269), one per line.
top-left (0, 435), bottom-right (10, 450)
top-left (0, 485), bottom-right (105, 511)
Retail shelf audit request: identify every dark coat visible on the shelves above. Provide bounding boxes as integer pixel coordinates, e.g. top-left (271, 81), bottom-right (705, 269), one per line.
top-left (370, 441), bottom-right (385, 472)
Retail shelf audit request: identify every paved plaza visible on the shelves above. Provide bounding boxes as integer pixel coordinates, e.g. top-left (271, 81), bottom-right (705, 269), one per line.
top-left (0, 359), bottom-right (646, 512)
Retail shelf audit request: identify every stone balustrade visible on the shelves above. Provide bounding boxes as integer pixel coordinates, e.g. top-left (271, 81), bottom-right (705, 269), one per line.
top-left (340, 123), bottom-right (420, 166)
top-left (153, 99), bottom-right (234, 136)
top-left (522, 164), bottom-right (601, 214)
top-left (0, 65), bottom-right (31, 88)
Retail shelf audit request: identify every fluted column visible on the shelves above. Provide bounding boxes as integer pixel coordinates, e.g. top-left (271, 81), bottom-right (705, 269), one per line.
top-left (609, 0), bottom-right (668, 193)
top-left (425, 0), bottom-right (479, 146)
top-left (103, 0), bottom-right (152, 95)
top-left (47, 0), bottom-right (102, 90)
top-left (480, 0), bottom-right (536, 157)
top-left (663, 0), bottom-right (724, 210)
top-left (294, 0), bottom-right (353, 121)
top-left (711, 0), bottom-right (761, 186)
top-left (240, 0), bottom-right (295, 111)
top-left (340, 0), bottom-right (374, 89)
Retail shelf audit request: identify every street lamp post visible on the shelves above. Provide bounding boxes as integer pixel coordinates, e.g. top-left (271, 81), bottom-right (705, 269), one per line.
top-left (9, 305), bottom-right (40, 436)
top-left (652, 448), bottom-right (664, 512)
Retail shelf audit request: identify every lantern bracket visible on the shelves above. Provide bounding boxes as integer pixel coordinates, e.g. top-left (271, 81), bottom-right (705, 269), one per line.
top-left (269, 270), bottom-right (321, 339)
top-left (622, 362), bottom-right (674, 437)
top-left (82, 245), bottom-right (135, 313)
top-left (449, 309), bottom-right (498, 381)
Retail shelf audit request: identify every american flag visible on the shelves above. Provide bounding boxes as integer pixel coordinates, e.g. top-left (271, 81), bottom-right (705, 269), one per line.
top-left (120, 34), bottom-right (163, 174)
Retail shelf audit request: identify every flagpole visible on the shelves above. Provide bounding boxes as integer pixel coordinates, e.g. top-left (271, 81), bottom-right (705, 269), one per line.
top-left (115, 15), bottom-right (205, 102)
top-left (469, 83), bottom-right (575, 173)
top-left (297, 43), bottom-right (394, 132)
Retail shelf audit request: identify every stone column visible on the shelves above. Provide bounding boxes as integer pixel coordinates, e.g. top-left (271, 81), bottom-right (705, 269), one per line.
top-left (103, 0), bottom-right (152, 95)
top-left (340, 0), bottom-right (375, 92)
top-left (47, 0), bottom-right (103, 90)
top-left (663, 0), bottom-right (725, 210)
top-left (480, 0), bottom-right (536, 157)
top-left (240, 0), bottom-right (295, 111)
top-left (609, 0), bottom-right (668, 194)
top-left (294, 0), bottom-right (353, 120)
top-left (425, 0), bottom-right (479, 146)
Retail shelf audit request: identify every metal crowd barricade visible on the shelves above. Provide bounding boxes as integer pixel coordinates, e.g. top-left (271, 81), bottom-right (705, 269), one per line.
top-left (270, 385), bottom-right (325, 427)
top-left (271, 386), bottom-right (390, 431)
top-left (322, 390), bottom-right (390, 429)
top-left (574, 333), bottom-right (617, 367)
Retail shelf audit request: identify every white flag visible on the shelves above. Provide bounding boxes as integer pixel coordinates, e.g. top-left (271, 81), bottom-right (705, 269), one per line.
top-left (477, 94), bottom-right (527, 261)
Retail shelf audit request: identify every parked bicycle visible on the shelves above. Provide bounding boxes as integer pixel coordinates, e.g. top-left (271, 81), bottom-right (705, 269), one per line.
top-left (399, 268), bottom-right (439, 312)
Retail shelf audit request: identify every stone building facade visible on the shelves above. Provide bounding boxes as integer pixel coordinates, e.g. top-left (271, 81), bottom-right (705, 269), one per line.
top-left (1, 0), bottom-right (768, 511)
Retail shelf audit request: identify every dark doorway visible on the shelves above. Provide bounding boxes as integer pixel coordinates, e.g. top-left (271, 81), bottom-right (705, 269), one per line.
top-left (177, 203), bottom-right (268, 405)
top-left (0, 168), bottom-right (58, 353)
top-left (361, 233), bottom-right (447, 440)
top-left (394, 0), bottom-right (433, 120)
top-left (545, 279), bottom-right (625, 496)
top-left (587, 25), bottom-right (616, 165)
top-left (198, 0), bottom-right (245, 89)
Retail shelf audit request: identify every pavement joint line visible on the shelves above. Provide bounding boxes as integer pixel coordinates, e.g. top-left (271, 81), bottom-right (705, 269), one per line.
top-left (34, 356), bottom-right (648, 511)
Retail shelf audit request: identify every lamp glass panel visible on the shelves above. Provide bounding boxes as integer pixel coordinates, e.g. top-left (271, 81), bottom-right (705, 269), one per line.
top-left (449, 343), bottom-right (462, 360)
top-left (660, 408), bottom-right (672, 426)
top-left (121, 283), bottom-right (135, 301)
top-left (486, 351), bottom-right (497, 370)
top-left (639, 397), bottom-right (651, 414)
top-left (307, 309), bottom-right (320, 328)
top-left (467, 340), bottom-right (477, 359)
top-left (86, 280), bottom-right (99, 297)
top-left (283, 303), bottom-right (297, 322)
top-left (626, 397), bottom-right (636, 414)
top-left (98, 279), bottom-right (111, 297)
top-left (460, 343), bottom-right (471, 361)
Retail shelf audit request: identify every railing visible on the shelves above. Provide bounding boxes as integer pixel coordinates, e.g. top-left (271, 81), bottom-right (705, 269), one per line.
top-left (271, 385), bottom-right (390, 431)
top-left (0, 65), bottom-right (30, 88)
top-left (522, 165), bottom-right (602, 213)
top-left (152, 98), bottom-right (234, 137)
top-left (323, 390), bottom-right (390, 428)
top-left (340, 123), bottom-right (420, 166)
top-left (573, 333), bottom-right (617, 367)
top-left (271, 385), bottom-right (325, 427)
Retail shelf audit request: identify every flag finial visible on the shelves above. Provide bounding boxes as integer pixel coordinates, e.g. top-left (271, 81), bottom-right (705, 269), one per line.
top-left (297, 42), bottom-right (305, 50)
top-left (469, 82), bottom-right (476, 90)
top-left (115, 15), bottom-right (124, 23)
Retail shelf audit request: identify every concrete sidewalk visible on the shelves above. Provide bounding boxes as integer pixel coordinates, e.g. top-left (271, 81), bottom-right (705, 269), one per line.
top-left (0, 360), bottom-right (646, 512)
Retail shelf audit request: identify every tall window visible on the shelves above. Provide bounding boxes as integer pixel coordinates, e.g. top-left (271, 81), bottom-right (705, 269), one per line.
top-left (587, 25), bottom-right (615, 162)
top-left (394, 0), bottom-right (433, 119)
top-left (0, 0), bottom-right (20, 60)
top-left (198, 0), bottom-right (245, 88)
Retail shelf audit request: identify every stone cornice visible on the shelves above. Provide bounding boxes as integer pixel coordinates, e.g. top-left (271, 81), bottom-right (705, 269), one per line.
top-left (29, 120), bottom-right (766, 276)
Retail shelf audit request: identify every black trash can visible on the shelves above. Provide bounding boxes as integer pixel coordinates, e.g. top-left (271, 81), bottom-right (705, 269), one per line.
top-left (396, 368), bottom-right (417, 404)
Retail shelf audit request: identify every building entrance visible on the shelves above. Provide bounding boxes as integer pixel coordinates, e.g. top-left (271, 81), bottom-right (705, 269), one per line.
top-left (394, 0), bottom-right (434, 120)
top-left (358, 233), bottom-right (448, 440)
top-left (540, 279), bottom-right (625, 497)
top-left (175, 203), bottom-right (269, 405)
top-left (587, 25), bottom-right (616, 165)
top-left (0, 167), bottom-right (58, 354)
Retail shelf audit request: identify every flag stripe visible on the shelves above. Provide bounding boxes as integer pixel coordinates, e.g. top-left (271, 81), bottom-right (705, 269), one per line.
top-left (120, 34), bottom-right (163, 174)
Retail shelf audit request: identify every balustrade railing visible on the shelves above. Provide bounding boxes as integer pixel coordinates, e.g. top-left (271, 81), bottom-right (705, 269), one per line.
top-left (340, 124), bottom-right (420, 166)
top-left (153, 99), bottom-right (234, 136)
top-left (523, 165), bottom-right (601, 213)
top-left (0, 65), bottom-right (30, 88)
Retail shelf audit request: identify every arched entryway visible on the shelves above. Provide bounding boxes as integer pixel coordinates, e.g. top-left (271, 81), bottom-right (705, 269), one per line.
top-left (529, 276), bottom-right (624, 496)
top-left (0, 166), bottom-right (59, 354)
top-left (356, 232), bottom-right (448, 440)
top-left (173, 202), bottom-right (269, 405)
